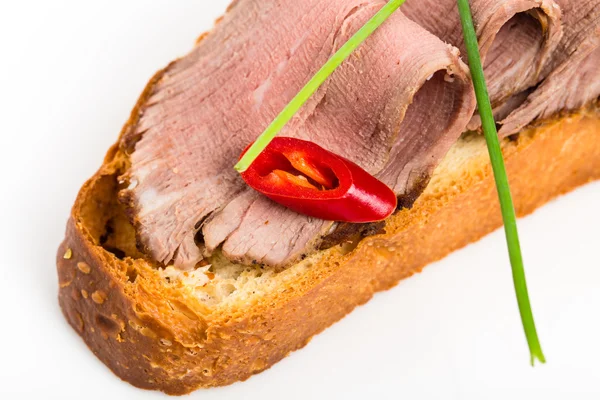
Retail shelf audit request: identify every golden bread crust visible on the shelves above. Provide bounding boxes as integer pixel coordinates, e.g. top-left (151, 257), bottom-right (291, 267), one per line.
top-left (55, 8), bottom-right (600, 393)
top-left (58, 105), bottom-right (600, 394)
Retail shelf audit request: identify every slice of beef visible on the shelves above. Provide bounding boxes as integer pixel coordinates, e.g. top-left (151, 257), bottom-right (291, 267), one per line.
top-left (121, 0), bottom-right (379, 268)
top-left (403, 0), bottom-right (562, 112)
top-left (200, 9), bottom-right (476, 267)
top-left (219, 192), bottom-right (332, 266)
top-left (318, 221), bottom-right (387, 251)
top-left (467, 90), bottom-right (534, 131)
top-left (499, 0), bottom-right (600, 135)
top-left (120, 0), bottom-right (475, 269)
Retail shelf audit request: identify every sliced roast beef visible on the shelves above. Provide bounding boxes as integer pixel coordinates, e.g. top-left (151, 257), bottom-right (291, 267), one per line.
top-left (403, 0), bottom-right (562, 112)
top-left (500, 0), bottom-right (600, 135)
top-left (121, 0), bottom-right (378, 268)
top-left (201, 8), bottom-right (476, 267)
top-left (120, 0), bottom-right (475, 269)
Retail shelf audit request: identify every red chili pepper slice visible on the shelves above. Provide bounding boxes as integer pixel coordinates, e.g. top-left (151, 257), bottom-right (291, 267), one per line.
top-left (239, 137), bottom-right (397, 223)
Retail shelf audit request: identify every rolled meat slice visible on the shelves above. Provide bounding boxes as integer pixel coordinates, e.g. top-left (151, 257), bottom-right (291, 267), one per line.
top-left (500, 0), bottom-right (600, 135)
top-left (403, 0), bottom-right (562, 114)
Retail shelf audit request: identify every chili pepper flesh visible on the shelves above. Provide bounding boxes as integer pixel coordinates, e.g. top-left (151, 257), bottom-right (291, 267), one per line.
top-left (269, 169), bottom-right (321, 191)
top-left (240, 137), bottom-right (397, 223)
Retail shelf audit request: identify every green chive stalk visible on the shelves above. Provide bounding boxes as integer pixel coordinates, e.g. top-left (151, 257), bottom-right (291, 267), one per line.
top-left (457, 0), bottom-right (545, 365)
top-left (234, 0), bottom-right (545, 365)
top-left (234, 0), bottom-right (407, 172)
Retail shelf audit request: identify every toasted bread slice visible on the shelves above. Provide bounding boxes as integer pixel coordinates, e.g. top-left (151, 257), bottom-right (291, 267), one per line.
top-left (57, 80), bottom-right (600, 394)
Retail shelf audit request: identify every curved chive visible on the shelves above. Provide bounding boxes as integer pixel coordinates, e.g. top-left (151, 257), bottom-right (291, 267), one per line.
top-left (234, 0), bottom-right (407, 172)
top-left (457, 0), bottom-right (545, 365)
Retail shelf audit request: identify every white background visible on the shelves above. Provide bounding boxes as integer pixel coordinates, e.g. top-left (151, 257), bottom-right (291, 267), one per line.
top-left (2, 1), bottom-right (600, 399)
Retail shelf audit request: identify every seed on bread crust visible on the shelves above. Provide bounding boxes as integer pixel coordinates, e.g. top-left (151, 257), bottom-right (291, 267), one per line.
top-left (91, 290), bottom-right (107, 304)
top-left (77, 262), bottom-right (91, 274)
top-left (63, 248), bottom-right (73, 259)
